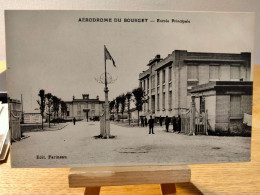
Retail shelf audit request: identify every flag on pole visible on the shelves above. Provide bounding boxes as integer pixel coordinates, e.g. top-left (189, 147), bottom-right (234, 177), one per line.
top-left (104, 45), bottom-right (116, 67)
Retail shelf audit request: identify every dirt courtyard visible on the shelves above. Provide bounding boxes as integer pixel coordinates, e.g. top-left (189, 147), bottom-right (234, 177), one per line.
top-left (11, 121), bottom-right (251, 168)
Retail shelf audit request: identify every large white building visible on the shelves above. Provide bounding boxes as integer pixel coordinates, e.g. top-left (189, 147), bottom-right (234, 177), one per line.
top-left (139, 50), bottom-right (252, 134)
top-left (65, 94), bottom-right (104, 121)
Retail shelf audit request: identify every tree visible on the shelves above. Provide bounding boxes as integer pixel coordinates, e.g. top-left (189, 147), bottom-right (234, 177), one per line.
top-left (45, 93), bottom-right (53, 128)
top-left (60, 101), bottom-right (68, 120)
top-left (132, 87), bottom-right (145, 126)
top-left (115, 96), bottom-right (121, 120)
top-left (120, 94), bottom-right (126, 118)
top-left (125, 92), bottom-right (132, 125)
top-left (109, 99), bottom-right (115, 115)
top-left (37, 89), bottom-right (46, 129)
top-left (52, 96), bottom-right (61, 123)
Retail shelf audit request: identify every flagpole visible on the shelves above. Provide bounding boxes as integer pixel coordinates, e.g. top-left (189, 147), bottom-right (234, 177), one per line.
top-left (104, 45), bottom-right (110, 138)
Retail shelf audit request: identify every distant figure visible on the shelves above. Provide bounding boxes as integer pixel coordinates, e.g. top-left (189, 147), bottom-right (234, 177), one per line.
top-left (177, 115), bottom-right (182, 133)
top-left (165, 116), bottom-right (170, 132)
top-left (148, 115), bottom-right (155, 134)
top-left (141, 117), bottom-right (144, 127)
top-left (172, 116), bottom-right (177, 132)
top-left (159, 116), bottom-right (163, 126)
top-left (73, 117), bottom-right (76, 125)
top-left (144, 117), bottom-right (148, 127)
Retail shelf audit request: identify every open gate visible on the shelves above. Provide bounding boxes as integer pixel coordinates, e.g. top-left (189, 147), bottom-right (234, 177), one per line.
top-left (180, 96), bottom-right (208, 135)
top-left (181, 110), bottom-right (190, 134)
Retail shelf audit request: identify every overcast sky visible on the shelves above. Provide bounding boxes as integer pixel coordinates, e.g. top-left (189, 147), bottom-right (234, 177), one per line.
top-left (5, 10), bottom-right (254, 112)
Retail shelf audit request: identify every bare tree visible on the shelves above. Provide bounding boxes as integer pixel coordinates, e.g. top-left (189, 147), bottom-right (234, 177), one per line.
top-left (132, 87), bottom-right (145, 126)
top-left (37, 89), bottom-right (46, 129)
top-left (45, 93), bottom-right (53, 128)
top-left (125, 92), bottom-right (132, 125)
top-left (120, 94), bottom-right (126, 118)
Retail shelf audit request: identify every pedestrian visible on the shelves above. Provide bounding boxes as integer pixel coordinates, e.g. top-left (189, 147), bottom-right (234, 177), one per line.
top-left (141, 117), bottom-right (144, 127)
top-left (144, 117), bottom-right (148, 127)
top-left (177, 115), bottom-right (182, 133)
top-left (165, 115), bottom-right (170, 132)
top-left (73, 117), bottom-right (76, 125)
top-left (148, 115), bottom-right (155, 134)
top-left (159, 115), bottom-right (163, 126)
top-left (172, 116), bottom-right (177, 132)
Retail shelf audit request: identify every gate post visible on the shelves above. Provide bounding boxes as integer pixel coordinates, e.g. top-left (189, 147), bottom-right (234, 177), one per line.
top-left (189, 96), bottom-right (196, 136)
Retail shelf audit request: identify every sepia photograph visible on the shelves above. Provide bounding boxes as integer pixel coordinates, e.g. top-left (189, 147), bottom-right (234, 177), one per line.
top-left (5, 10), bottom-right (254, 168)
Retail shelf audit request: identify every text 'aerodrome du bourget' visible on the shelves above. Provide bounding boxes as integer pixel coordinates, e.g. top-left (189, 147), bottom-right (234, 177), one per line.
top-left (78, 18), bottom-right (191, 24)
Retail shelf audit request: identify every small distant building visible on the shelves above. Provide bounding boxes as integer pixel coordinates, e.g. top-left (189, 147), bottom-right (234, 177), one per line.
top-left (65, 94), bottom-right (104, 121)
top-left (190, 81), bottom-right (252, 135)
top-left (23, 113), bottom-right (42, 124)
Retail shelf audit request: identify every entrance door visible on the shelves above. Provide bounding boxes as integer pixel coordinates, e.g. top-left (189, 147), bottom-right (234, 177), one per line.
top-left (86, 110), bottom-right (89, 121)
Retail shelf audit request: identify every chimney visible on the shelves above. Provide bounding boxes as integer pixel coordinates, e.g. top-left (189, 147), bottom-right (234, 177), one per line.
top-left (97, 96), bottom-right (99, 100)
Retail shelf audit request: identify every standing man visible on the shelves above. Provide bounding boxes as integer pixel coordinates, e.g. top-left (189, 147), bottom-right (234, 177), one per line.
top-left (73, 117), bottom-right (76, 125)
top-left (148, 115), bottom-right (155, 134)
top-left (141, 117), bottom-right (144, 127)
top-left (177, 115), bottom-right (182, 133)
top-left (159, 115), bottom-right (163, 126)
top-left (172, 116), bottom-right (177, 132)
top-left (165, 115), bottom-right (170, 132)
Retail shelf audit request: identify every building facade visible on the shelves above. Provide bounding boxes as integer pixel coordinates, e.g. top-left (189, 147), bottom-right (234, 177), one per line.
top-left (65, 94), bottom-right (104, 121)
top-left (139, 50), bottom-right (251, 120)
top-left (190, 81), bottom-right (252, 135)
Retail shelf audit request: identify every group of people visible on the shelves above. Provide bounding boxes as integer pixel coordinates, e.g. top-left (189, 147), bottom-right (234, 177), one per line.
top-left (141, 115), bottom-right (182, 134)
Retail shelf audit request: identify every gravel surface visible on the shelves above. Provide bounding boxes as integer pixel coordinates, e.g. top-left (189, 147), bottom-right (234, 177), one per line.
top-left (11, 121), bottom-right (251, 168)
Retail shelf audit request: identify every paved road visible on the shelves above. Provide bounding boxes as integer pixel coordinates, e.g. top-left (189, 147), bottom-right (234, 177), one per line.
top-left (11, 121), bottom-right (251, 167)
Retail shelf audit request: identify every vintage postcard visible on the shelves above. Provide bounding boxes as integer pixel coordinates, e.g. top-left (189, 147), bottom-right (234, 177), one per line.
top-left (5, 10), bottom-right (254, 168)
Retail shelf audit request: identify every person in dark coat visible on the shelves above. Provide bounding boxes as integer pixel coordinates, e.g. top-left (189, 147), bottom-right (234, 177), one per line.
top-left (148, 116), bottom-right (155, 134)
top-left (177, 115), bottom-right (182, 133)
top-left (159, 116), bottom-right (163, 126)
top-left (172, 116), bottom-right (177, 132)
top-left (141, 117), bottom-right (144, 127)
top-left (73, 117), bottom-right (76, 125)
top-left (165, 116), bottom-right (170, 132)
top-left (144, 117), bottom-right (148, 127)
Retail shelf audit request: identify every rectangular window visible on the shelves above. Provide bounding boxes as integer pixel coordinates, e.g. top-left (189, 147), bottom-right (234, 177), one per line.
top-left (157, 72), bottom-right (160, 86)
top-left (188, 65), bottom-right (198, 80)
top-left (157, 94), bottom-right (160, 110)
top-left (92, 103), bottom-right (95, 109)
top-left (162, 92), bottom-right (165, 110)
top-left (162, 70), bottom-right (166, 84)
top-left (169, 67), bottom-right (172, 82)
top-left (147, 78), bottom-right (149, 89)
top-left (168, 91), bottom-right (172, 110)
top-left (209, 65), bottom-right (219, 80)
top-left (230, 65), bottom-right (240, 81)
top-left (143, 80), bottom-right (146, 91)
top-left (67, 111), bottom-right (70, 116)
top-left (230, 95), bottom-right (241, 117)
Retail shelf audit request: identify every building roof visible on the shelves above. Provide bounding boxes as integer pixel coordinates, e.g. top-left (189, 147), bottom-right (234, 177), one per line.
top-left (139, 69), bottom-right (151, 80)
top-left (190, 81), bottom-right (253, 94)
top-left (147, 54), bottom-right (162, 66)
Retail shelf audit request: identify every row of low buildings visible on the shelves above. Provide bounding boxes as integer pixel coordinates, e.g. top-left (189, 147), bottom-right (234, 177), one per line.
top-left (139, 50), bottom-right (252, 135)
